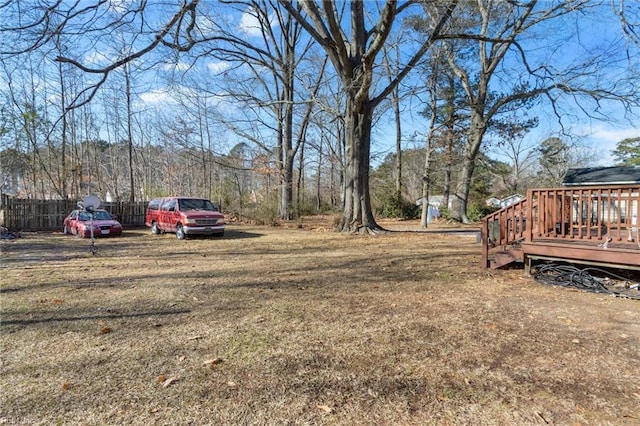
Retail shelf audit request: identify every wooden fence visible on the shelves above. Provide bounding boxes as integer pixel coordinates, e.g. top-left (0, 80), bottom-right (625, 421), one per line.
top-left (1, 195), bottom-right (148, 231)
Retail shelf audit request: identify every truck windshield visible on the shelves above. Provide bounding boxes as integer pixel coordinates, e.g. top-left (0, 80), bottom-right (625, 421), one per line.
top-left (179, 199), bottom-right (217, 211)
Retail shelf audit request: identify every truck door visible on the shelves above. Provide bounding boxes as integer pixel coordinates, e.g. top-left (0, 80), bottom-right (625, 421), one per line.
top-left (160, 198), bottom-right (178, 232)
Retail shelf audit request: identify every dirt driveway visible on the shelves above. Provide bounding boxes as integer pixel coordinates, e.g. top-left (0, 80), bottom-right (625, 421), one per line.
top-left (1, 222), bottom-right (638, 425)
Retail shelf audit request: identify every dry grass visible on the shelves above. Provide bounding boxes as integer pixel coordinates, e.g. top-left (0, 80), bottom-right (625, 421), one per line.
top-left (1, 219), bottom-right (639, 425)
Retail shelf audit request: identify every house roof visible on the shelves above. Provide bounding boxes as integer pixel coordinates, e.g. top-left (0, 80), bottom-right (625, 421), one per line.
top-left (562, 166), bottom-right (640, 186)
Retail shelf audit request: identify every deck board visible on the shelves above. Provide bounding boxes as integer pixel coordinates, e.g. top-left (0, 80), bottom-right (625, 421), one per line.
top-left (522, 240), bottom-right (640, 270)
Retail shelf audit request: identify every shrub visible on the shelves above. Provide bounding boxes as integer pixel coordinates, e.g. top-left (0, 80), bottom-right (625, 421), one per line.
top-left (466, 203), bottom-right (499, 222)
top-left (251, 200), bottom-right (280, 226)
top-left (375, 191), bottom-right (420, 219)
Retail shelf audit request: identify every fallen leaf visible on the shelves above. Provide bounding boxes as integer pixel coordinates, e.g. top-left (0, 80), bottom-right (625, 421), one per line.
top-left (203, 358), bottom-right (224, 368)
top-left (162, 376), bottom-right (178, 388)
top-left (316, 404), bottom-right (333, 414)
top-left (157, 374), bottom-right (166, 383)
top-left (53, 299), bottom-right (64, 304)
top-left (227, 381), bottom-right (237, 387)
top-left (62, 383), bottom-right (72, 390)
top-left (100, 327), bottom-right (112, 334)
top-left (177, 355), bottom-right (186, 362)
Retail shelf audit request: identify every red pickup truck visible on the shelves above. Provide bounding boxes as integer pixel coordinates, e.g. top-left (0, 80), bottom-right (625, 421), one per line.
top-left (145, 197), bottom-right (225, 239)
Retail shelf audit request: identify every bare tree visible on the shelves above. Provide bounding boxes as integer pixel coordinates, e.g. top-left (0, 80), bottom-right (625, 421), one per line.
top-left (436, 0), bottom-right (639, 222)
top-left (189, 0), bottom-right (327, 220)
top-left (278, 0), bottom-right (458, 233)
top-left (491, 137), bottom-right (538, 195)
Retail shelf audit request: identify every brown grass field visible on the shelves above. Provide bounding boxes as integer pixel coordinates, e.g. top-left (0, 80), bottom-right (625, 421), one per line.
top-left (1, 218), bottom-right (639, 425)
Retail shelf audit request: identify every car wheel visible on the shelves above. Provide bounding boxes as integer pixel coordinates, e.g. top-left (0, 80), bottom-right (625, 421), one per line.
top-left (151, 222), bottom-right (160, 235)
top-left (63, 225), bottom-right (70, 235)
top-left (176, 224), bottom-right (186, 240)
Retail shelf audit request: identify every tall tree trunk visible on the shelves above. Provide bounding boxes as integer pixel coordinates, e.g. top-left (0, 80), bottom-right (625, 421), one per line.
top-left (57, 48), bottom-right (68, 199)
top-left (316, 136), bottom-right (323, 211)
top-left (296, 136), bottom-right (305, 214)
top-left (124, 64), bottom-right (135, 202)
top-left (340, 99), bottom-right (379, 233)
top-left (393, 90), bottom-right (402, 197)
top-left (442, 73), bottom-right (456, 211)
top-left (420, 134), bottom-right (432, 228)
top-left (279, 66), bottom-right (294, 221)
top-left (451, 113), bottom-right (486, 223)
top-left (278, 16), bottom-right (297, 221)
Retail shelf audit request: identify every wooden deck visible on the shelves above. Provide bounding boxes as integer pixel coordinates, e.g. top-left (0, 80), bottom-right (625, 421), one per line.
top-left (481, 185), bottom-right (640, 271)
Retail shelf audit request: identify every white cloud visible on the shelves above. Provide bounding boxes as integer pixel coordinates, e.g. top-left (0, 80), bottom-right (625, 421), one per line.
top-left (139, 89), bottom-right (174, 105)
top-left (84, 51), bottom-right (109, 66)
top-left (578, 124), bottom-right (640, 166)
top-left (239, 10), bottom-right (263, 37)
top-left (238, 7), bottom-right (279, 37)
top-left (207, 61), bottom-right (231, 74)
top-left (162, 62), bottom-right (190, 72)
top-left (587, 125), bottom-right (640, 142)
top-left (139, 86), bottom-right (229, 110)
top-left (107, 0), bottom-right (136, 15)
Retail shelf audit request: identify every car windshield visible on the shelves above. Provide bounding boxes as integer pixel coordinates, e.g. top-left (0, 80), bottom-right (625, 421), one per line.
top-left (179, 199), bottom-right (217, 211)
top-left (93, 211), bottom-right (113, 220)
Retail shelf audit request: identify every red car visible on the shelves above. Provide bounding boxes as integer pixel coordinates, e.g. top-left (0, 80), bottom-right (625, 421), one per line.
top-left (63, 209), bottom-right (123, 238)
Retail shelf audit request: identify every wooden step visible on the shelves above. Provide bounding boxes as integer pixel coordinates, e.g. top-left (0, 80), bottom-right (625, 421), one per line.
top-left (490, 249), bottom-right (523, 269)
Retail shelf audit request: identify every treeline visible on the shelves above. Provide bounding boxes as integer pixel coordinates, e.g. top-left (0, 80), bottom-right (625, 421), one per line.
top-left (0, 136), bottom-right (343, 223)
top-left (1, 1), bottom-right (638, 227)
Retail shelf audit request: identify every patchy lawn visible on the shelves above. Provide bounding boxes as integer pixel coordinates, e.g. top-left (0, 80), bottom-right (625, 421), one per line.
top-left (1, 221), bottom-right (639, 425)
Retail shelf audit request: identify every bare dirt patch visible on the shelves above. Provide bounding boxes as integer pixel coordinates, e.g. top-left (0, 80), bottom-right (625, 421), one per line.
top-left (1, 221), bottom-right (638, 425)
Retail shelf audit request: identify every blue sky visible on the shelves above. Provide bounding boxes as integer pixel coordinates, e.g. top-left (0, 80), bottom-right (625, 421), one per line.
top-left (371, 0), bottom-right (640, 167)
top-left (130, 2), bottom-right (639, 168)
top-left (5, 1), bottom-right (633, 168)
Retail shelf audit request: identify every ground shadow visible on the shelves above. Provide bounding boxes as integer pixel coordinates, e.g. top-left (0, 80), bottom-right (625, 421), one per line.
top-left (0, 308), bottom-right (191, 327)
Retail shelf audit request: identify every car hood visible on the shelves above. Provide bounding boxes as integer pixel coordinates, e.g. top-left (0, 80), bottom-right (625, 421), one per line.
top-left (181, 211), bottom-right (224, 218)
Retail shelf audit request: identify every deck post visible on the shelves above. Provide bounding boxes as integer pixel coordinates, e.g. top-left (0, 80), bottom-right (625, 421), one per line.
top-left (481, 217), bottom-right (490, 268)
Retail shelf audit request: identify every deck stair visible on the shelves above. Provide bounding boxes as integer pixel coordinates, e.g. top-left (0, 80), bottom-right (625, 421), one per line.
top-left (490, 248), bottom-right (524, 269)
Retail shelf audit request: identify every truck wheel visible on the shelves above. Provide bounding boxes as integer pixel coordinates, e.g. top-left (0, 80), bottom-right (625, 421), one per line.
top-left (151, 222), bottom-right (160, 234)
top-left (176, 224), bottom-right (186, 240)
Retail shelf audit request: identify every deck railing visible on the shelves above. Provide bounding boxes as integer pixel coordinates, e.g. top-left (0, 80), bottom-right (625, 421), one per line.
top-left (482, 185), bottom-right (640, 268)
top-left (481, 197), bottom-right (528, 268)
top-left (526, 186), bottom-right (640, 244)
